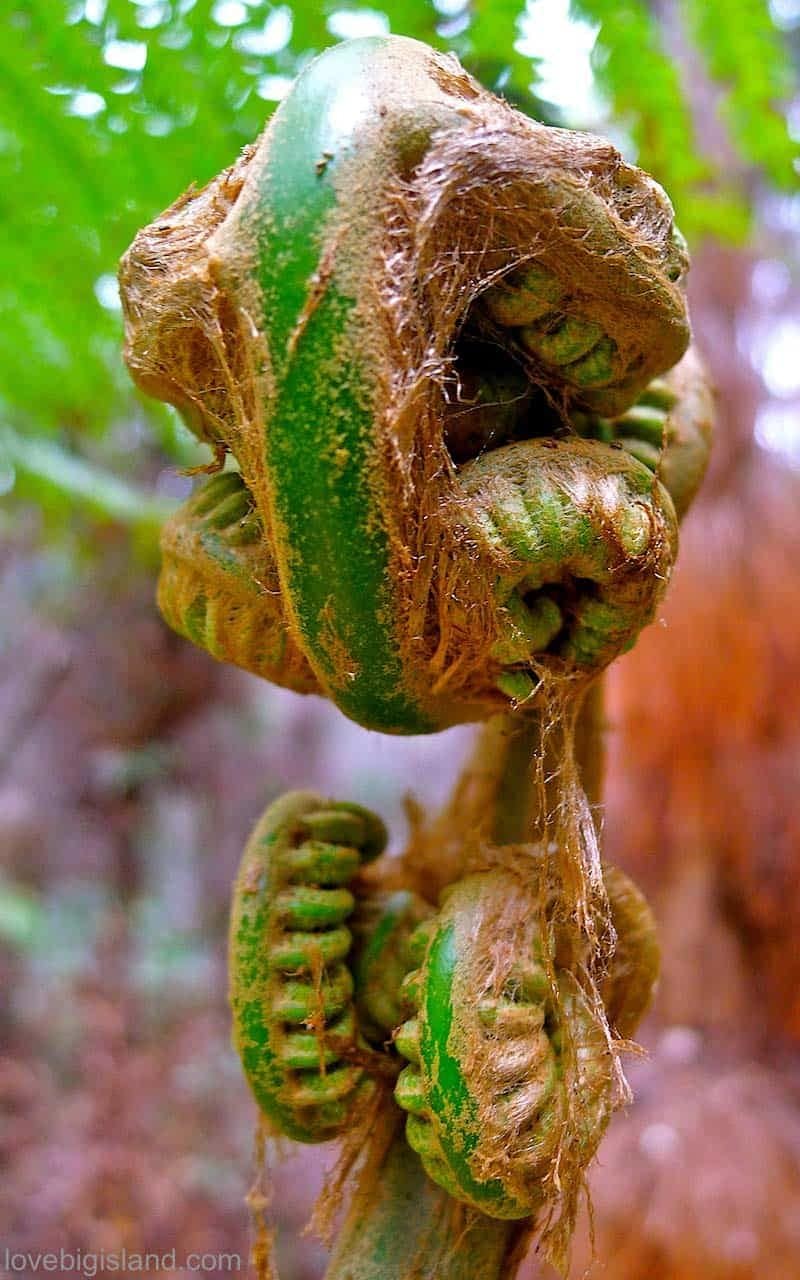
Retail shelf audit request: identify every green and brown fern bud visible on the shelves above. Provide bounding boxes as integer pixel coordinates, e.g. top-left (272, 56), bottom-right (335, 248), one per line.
top-left (158, 471), bottom-right (315, 691)
top-left (229, 791), bottom-right (389, 1143)
top-left (394, 865), bottom-right (659, 1218)
top-left (576, 345), bottom-right (715, 521)
top-left (120, 35), bottom-right (702, 734)
top-left (453, 436), bottom-right (677, 704)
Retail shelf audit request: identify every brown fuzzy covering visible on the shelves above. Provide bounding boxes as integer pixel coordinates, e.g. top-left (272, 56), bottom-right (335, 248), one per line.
top-left (119, 148), bottom-right (259, 459)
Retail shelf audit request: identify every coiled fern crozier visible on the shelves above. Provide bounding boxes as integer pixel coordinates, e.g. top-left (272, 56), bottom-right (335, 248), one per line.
top-left (120, 34), bottom-right (712, 1279)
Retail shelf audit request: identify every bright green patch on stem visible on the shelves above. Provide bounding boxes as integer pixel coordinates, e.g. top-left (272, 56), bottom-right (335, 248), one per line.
top-left (244, 39), bottom-right (450, 732)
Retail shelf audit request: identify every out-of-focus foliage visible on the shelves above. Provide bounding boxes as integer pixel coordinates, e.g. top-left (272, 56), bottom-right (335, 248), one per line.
top-left (574, 0), bottom-right (734, 238)
top-left (0, 0), bottom-right (796, 541)
top-left (576, 0), bottom-right (798, 239)
top-left (1, 426), bottom-right (170, 562)
top-left (682, 0), bottom-right (798, 188)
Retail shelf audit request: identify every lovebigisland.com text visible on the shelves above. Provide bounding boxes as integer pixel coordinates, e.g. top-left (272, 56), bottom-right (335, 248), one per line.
top-left (2, 1249), bottom-right (243, 1276)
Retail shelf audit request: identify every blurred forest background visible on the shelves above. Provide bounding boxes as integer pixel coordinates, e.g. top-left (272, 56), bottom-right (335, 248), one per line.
top-left (1, 1), bottom-right (799, 1277)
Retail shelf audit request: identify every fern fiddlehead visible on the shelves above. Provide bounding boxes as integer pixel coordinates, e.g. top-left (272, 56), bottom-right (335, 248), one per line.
top-left (120, 34), bottom-right (697, 732)
top-left (393, 865), bottom-right (659, 1218)
top-left (119, 31), bottom-right (713, 1280)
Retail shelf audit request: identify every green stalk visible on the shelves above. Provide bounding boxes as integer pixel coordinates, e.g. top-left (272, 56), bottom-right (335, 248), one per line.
top-left (0, 426), bottom-right (174, 565)
top-left (324, 1119), bottom-right (520, 1280)
top-left (494, 681), bottom-right (605, 845)
top-left (491, 710), bottom-right (548, 846)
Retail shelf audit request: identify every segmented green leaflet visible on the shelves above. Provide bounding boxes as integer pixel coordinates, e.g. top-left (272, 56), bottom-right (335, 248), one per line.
top-left (229, 791), bottom-right (387, 1142)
